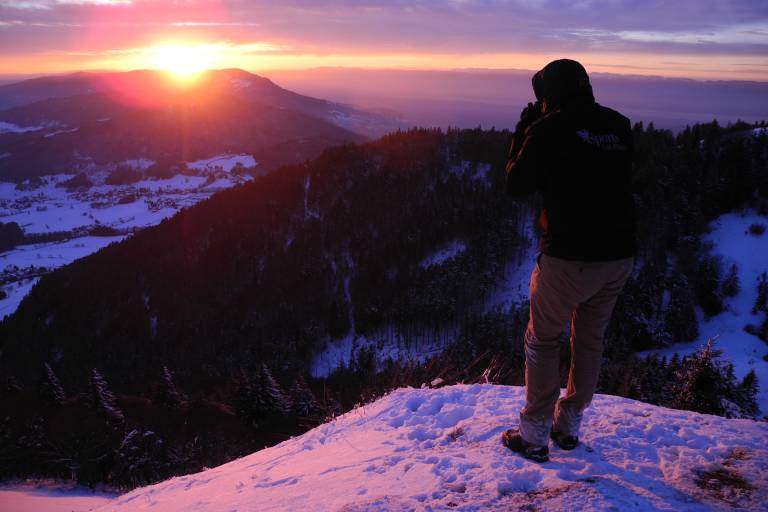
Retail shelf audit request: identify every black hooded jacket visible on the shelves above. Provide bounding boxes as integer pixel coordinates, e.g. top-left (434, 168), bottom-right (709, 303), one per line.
top-left (506, 59), bottom-right (636, 261)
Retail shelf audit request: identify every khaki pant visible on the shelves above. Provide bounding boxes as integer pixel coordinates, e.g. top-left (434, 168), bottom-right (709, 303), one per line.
top-left (519, 253), bottom-right (633, 446)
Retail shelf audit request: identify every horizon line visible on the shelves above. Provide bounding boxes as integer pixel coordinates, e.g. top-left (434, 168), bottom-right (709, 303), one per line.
top-left (2, 66), bottom-right (768, 86)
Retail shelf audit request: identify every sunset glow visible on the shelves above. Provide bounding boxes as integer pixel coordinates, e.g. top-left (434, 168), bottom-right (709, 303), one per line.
top-left (0, 1), bottom-right (766, 80)
top-left (150, 43), bottom-right (221, 78)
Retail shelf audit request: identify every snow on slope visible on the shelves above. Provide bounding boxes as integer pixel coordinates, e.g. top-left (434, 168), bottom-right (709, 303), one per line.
top-left (0, 277), bottom-right (38, 319)
top-left (647, 211), bottom-right (768, 415)
top-left (0, 236), bottom-right (125, 269)
top-left (0, 481), bottom-right (116, 512)
top-left (419, 240), bottom-right (467, 269)
top-left (0, 121), bottom-right (45, 134)
top-left (187, 154), bottom-right (256, 173)
top-left (97, 385), bottom-right (767, 512)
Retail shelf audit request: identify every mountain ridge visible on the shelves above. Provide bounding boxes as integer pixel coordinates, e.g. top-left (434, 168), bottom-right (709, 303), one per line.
top-left (0, 68), bottom-right (403, 182)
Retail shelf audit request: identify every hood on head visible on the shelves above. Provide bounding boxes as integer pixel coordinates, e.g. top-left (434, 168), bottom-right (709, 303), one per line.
top-left (532, 59), bottom-right (594, 111)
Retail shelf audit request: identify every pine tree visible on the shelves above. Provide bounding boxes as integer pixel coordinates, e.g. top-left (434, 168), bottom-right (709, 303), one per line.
top-left (113, 429), bottom-right (166, 488)
top-left (289, 376), bottom-right (320, 417)
top-left (752, 272), bottom-right (768, 314)
top-left (734, 369), bottom-right (759, 419)
top-left (664, 275), bottom-right (699, 342)
top-left (234, 365), bottom-right (291, 426)
top-left (692, 255), bottom-right (724, 317)
top-left (669, 340), bottom-right (736, 417)
top-left (259, 364), bottom-right (291, 416)
top-left (40, 363), bottom-right (66, 406)
top-left (88, 368), bottom-right (124, 423)
top-left (156, 366), bottom-right (186, 411)
top-left (233, 371), bottom-right (259, 426)
top-left (721, 264), bottom-right (740, 298)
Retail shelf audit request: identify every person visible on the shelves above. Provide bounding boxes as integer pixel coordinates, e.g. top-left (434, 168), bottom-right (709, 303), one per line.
top-left (501, 59), bottom-right (636, 462)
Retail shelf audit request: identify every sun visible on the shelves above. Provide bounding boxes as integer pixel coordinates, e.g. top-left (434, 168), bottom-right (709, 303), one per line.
top-left (150, 43), bottom-right (220, 79)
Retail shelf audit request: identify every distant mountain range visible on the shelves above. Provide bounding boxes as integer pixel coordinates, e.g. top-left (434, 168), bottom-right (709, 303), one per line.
top-left (265, 68), bottom-right (768, 132)
top-left (0, 69), bottom-right (404, 181)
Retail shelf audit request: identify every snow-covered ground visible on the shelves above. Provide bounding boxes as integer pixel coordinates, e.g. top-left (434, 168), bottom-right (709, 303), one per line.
top-left (0, 481), bottom-right (116, 512)
top-left (0, 236), bottom-right (125, 269)
top-left (646, 211), bottom-right (768, 415)
top-left (0, 169), bottom-right (250, 235)
top-left (93, 384), bottom-right (767, 511)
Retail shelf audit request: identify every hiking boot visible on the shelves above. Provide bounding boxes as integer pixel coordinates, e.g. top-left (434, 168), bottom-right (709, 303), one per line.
top-left (550, 429), bottom-right (579, 450)
top-left (501, 429), bottom-right (549, 462)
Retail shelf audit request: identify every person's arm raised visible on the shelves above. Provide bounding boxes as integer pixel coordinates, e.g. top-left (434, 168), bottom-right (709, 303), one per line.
top-left (506, 102), bottom-right (542, 197)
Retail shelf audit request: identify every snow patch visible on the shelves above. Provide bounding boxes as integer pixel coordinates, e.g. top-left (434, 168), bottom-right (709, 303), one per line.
top-left (0, 121), bottom-right (45, 134)
top-left (420, 240), bottom-right (466, 269)
top-left (310, 329), bottom-right (454, 379)
top-left (231, 78), bottom-right (253, 89)
top-left (119, 158), bottom-right (155, 170)
top-left (187, 154), bottom-right (256, 174)
top-left (450, 160), bottom-right (493, 187)
top-left (43, 127), bottom-right (79, 138)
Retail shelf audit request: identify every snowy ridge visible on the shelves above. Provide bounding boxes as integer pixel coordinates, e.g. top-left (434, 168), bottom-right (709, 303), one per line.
top-left (97, 385), bottom-right (767, 511)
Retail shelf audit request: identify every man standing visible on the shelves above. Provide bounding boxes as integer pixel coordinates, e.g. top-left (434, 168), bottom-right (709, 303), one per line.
top-left (502, 59), bottom-right (636, 462)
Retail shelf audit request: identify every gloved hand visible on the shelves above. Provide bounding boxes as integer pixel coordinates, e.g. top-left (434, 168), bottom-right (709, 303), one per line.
top-left (515, 101), bottom-right (543, 134)
top-left (508, 101), bottom-right (542, 161)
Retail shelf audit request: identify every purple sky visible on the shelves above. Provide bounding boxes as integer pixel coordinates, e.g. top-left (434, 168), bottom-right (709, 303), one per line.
top-left (1, 0), bottom-right (767, 79)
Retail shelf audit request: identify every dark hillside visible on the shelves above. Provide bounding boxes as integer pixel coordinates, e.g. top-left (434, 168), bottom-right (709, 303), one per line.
top-left (0, 128), bottom-right (525, 390)
top-left (0, 91), bottom-right (365, 181)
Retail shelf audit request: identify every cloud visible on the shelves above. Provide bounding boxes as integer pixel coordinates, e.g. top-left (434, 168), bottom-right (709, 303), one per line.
top-left (0, 0), bottom-right (766, 78)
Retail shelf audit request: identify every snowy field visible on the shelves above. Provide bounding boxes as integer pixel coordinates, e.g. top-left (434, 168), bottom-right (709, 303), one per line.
top-left (647, 211), bottom-right (768, 415)
top-left (93, 384), bottom-right (767, 511)
top-left (0, 154), bottom-right (255, 317)
top-left (0, 160), bottom-right (253, 235)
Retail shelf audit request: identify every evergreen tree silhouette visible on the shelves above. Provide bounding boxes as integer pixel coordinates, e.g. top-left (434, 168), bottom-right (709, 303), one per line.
top-left (289, 376), bottom-right (320, 417)
top-left (721, 263), bottom-right (740, 298)
top-left (40, 363), bottom-right (66, 406)
top-left (260, 364), bottom-right (291, 416)
top-left (89, 368), bottom-right (124, 423)
top-left (734, 369), bottom-right (760, 419)
top-left (664, 275), bottom-right (699, 342)
top-left (156, 366), bottom-right (186, 411)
